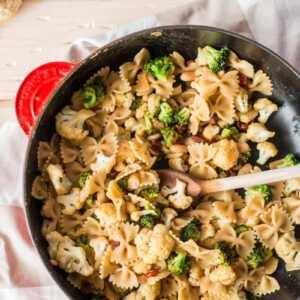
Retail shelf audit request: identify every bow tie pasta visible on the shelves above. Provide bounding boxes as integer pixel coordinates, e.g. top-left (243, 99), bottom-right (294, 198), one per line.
top-left (31, 46), bottom-right (300, 300)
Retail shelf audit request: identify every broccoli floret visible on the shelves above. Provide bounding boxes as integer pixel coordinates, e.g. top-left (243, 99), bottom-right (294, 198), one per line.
top-left (180, 219), bottom-right (200, 242)
top-left (175, 107), bottom-right (190, 125)
top-left (82, 86), bottom-right (97, 109)
top-left (238, 152), bottom-right (251, 164)
top-left (167, 252), bottom-right (192, 276)
top-left (215, 241), bottom-right (238, 266)
top-left (145, 112), bottom-right (154, 134)
top-left (144, 56), bottom-right (175, 80)
top-left (158, 102), bottom-right (174, 126)
top-left (78, 171), bottom-right (91, 188)
top-left (280, 153), bottom-right (299, 167)
top-left (139, 214), bottom-right (157, 229)
top-left (202, 46), bottom-right (229, 73)
top-left (221, 125), bottom-right (240, 139)
top-left (246, 242), bottom-right (272, 269)
top-left (160, 127), bottom-right (177, 147)
top-left (245, 184), bottom-right (272, 204)
top-left (117, 178), bottom-right (128, 191)
top-left (235, 224), bottom-right (249, 235)
top-left (139, 186), bottom-right (159, 201)
top-left (85, 196), bottom-right (95, 208)
top-left (82, 76), bottom-right (106, 109)
top-left (130, 97), bottom-right (143, 111)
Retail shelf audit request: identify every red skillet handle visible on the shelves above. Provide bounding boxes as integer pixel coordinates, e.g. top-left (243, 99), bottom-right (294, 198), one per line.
top-left (15, 62), bottom-right (75, 135)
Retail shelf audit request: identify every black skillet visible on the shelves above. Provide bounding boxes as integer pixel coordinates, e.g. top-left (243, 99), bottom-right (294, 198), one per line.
top-left (17, 25), bottom-right (300, 300)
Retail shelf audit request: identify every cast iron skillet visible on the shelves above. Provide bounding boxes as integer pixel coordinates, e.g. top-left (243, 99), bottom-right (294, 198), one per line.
top-left (23, 25), bottom-right (300, 300)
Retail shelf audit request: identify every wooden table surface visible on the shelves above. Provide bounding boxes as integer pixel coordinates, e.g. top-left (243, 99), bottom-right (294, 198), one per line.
top-left (0, 0), bottom-right (188, 126)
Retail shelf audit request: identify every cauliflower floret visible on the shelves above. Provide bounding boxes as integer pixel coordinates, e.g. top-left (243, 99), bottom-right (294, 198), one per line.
top-left (47, 164), bottom-right (71, 195)
top-left (46, 231), bottom-right (64, 264)
top-left (284, 178), bottom-right (300, 196)
top-left (56, 106), bottom-right (95, 143)
top-left (239, 110), bottom-right (258, 124)
top-left (212, 139), bottom-right (239, 171)
top-left (46, 231), bottom-right (93, 276)
top-left (137, 282), bottom-right (161, 300)
top-left (161, 179), bottom-right (193, 209)
top-left (57, 187), bottom-right (82, 215)
top-left (246, 122), bottom-right (275, 143)
top-left (256, 141), bottom-right (278, 165)
top-left (203, 124), bottom-right (220, 141)
top-left (235, 88), bottom-right (249, 113)
top-left (135, 225), bottom-right (175, 264)
top-left (208, 265), bottom-right (236, 285)
top-left (254, 98), bottom-right (278, 124)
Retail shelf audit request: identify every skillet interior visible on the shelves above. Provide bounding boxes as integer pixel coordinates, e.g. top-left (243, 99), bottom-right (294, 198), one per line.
top-left (24, 25), bottom-right (300, 300)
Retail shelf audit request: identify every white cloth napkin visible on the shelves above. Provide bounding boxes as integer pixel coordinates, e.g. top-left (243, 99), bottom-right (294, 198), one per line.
top-left (0, 0), bottom-right (299, 299)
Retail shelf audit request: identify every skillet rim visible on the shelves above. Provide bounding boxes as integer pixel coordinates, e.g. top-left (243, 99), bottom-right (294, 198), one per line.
top-left (22, 24), bottom-right (300, 299)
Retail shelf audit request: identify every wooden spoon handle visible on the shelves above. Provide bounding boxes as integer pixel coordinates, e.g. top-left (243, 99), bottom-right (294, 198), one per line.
top-left (199, 164), bottom-right (300, 194)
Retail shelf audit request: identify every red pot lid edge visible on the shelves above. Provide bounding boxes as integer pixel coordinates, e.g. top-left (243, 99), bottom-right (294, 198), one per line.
top-left (15, 62), bottom-right (75, 135)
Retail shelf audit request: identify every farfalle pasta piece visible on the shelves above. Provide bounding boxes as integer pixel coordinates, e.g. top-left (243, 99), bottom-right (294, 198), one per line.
top-left (134, 71), bottom-right (153, 96)
top-left (149, 75), bottom-right (175, 98)
top-left (31, 175), bottom-right (48, 200)
top-left (162, 179), bottom-right (193, 209)
top-left (47, 164), bottom-right (71, 195)
top-left (101, 93), bottom-right (116, 112)
top-left (76, 216), bottom-right (106, 238)
top-left (213, 200), bottom-right (237, 224)
top-left (106, 71), bottom-right (131, 94)
top-left (37, 141), bottom-right (52, 170)
top-left (240, 193), bottom-right (266, 226)
top-left (188, 95), bottom-right (211, 135)
top-left (85, 109), bottom-right (108, 138)
top-left (247, 258), bottom-right (279, 296)
top-left (254, 204), bottom-right (293, 249)
top-left (129, 139), bottom-right (155, 167)
top-left (176, 277), bottom-right (199, 300)
top-left (120, 48), bottom-right (150, 84)
top-left (106, 180), bottom-right (126, 221)
top-left (80, 136), bottom-right (99, 166)
top-left (60, 138), bottom-right (79, 164)
top-left (187, 143), bottom-right (217, 179)
top-left (109, 266), bottom-right (139, 289)
top-left (228, 51), bottom-right (254, 78)
top-left (55, 106), bottom-right (95, 143)
top-left (64, 161), bottom-right (87, 184)
top-left (191, 68), bottom-right (239, 100)
top-left (99, 246), bottom-right (118, 279)
top-left (106, 222), bottom-right (139, 265)
top-left (214, 224), bottom-right (255, 259)
top-left (249, 70), bottom-right (273, 96)
top-left (210, 93), bottom-right (235, 124)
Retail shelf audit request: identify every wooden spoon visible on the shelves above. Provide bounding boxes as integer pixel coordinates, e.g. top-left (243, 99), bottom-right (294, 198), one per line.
top-left (157, 165), bottom-right (300, 197)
